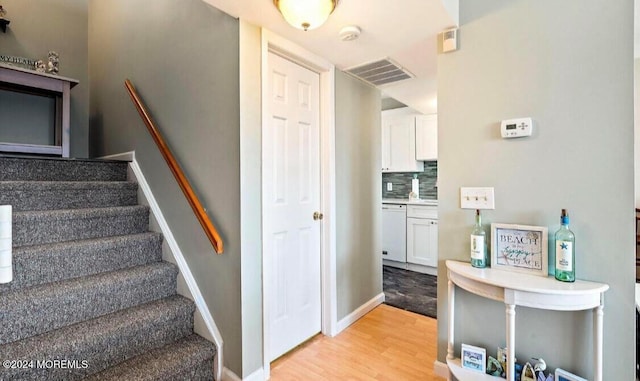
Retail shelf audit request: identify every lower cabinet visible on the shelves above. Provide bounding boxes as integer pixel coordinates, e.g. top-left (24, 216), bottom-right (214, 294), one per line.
top-left (407, 217), bottom-right (438, 267)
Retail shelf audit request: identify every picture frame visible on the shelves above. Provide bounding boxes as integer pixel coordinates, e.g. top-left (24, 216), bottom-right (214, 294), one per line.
top-left (555, 368), bottom-right (587, 381)
top-left (491, 223), bottom-right (548, 277)
top-left (461, 343), bottom-right (486, 373)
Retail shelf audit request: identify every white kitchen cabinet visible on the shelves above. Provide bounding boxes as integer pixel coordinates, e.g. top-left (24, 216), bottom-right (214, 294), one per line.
top-left (415, 114), bottom-right (437, 161)
top-left (381, 108), bottom-right (424, 172)
top-left (407, 217), bottom-right (438, 267)
top-left (406, 205), bottom-right (438, 267)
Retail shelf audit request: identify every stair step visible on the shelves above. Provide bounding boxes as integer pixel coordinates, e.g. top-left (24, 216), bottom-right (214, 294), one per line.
top-left (13, 205), bottom-right (149, 248)
top-left (0, 156), bottom-right (128, 182)
top-left (0, 262), bottom-right (178, 345)
top-left (0, 233), bottom-right (163, 293)
top-left (0, 295), bottom-right (195, 381)
top-left (84, 335), bottom-right (215, 381)
top-left (0, 181), bottom-right (138, 211)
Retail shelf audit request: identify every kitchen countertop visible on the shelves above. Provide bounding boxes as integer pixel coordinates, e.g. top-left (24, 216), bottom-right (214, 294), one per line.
top-left (382, 198), bottom-right (438, 206)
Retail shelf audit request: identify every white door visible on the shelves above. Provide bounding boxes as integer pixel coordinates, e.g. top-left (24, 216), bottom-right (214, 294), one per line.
top-left (264, 51), bottom-right (322, 361)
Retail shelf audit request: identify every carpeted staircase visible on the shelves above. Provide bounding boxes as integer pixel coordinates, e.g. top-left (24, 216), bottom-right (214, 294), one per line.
top-left (0, 155), bottom-right (216, 381)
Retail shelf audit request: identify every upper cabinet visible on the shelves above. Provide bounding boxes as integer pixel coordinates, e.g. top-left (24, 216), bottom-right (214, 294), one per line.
top-left (415, 114), bottom-right (437, 161)
top-left (381, 108), bottom-right (424, 172)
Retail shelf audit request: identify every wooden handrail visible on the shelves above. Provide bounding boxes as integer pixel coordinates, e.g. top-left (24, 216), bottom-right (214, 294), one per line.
top-left (124, 79), bottom-right (223, 254)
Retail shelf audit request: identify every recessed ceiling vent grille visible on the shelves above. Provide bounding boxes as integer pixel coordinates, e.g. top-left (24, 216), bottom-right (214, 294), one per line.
top-left (346, 58), bottom-right (414, 87)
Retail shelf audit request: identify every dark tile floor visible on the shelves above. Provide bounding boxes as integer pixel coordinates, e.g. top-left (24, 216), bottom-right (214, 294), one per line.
top-left (383, 265), bottom-right (437, 319)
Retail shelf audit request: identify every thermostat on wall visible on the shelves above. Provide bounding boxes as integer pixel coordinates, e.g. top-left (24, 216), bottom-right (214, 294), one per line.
top-left (501, 117), bottom-right (533, 138)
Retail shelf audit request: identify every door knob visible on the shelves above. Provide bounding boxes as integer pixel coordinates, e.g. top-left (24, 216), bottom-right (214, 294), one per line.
top-left (313, 212), bottom-right (324, 221)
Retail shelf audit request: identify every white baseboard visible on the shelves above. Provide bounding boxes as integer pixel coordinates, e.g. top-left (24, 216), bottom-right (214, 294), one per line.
top-left (223, 367), bottom-right (264, 381)
top-left (433, 360), bottom-right (449, 379)
top-left (115, 152), bottom-right (225, 381)
top-left (222, 368), bottom-right (241, 381)
top-left (99, 151), bottom-right (135, 161)
top-left (336, 292), bottom-right (385, 334)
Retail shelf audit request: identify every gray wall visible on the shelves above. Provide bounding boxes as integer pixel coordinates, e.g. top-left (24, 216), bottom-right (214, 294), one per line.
top-left (0, 0), bottom-right (89, 157)
top-left (437, 1), bottom-right (634, 379)
top-left (335, 71), bottom-right (383, 319)
top-left (88, 0), bottom-right (242, 375)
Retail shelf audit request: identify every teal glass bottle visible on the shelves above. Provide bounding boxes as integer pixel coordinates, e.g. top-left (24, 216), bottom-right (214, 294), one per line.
top-left (554, 209), bottom-right (575, 282)
top-left (470, 209), bottom-right (487, 268)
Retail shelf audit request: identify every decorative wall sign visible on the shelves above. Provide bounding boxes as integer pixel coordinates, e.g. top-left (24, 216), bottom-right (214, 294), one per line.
top-left (491, 223), bottom-right (548, 276)
top-left (0, 55), bottom-right (36, 70)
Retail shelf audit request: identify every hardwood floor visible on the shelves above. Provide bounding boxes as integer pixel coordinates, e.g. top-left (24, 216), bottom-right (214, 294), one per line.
top-left (270, 304), bottom-right (445, 381)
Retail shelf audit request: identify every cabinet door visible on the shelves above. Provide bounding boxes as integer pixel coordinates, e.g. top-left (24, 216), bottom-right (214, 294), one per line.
top-left (382, 207), bottom-right (407, 263)
top-left (381, 119), bottom-right (391, 171)
top-left (381, 109), bottom-right (424, 172)
top-left (407, 218), bottom-right (438, 267)
top-left (416, 114), bottom-right (437, 161)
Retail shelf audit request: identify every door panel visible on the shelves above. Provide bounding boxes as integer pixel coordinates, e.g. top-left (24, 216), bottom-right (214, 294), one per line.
top-left (265, 52), bottom-right (322, 361)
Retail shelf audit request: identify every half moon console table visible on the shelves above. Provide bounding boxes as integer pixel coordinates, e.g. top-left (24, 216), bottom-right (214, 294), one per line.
top-left (445, 260), bottom-right (609, 381)
top-left (0, 63), bottom-right (78, 157)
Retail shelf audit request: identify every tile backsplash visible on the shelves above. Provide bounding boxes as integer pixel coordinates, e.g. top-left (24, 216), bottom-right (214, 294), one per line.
top-left (382, 161), bottom-right (437, 200)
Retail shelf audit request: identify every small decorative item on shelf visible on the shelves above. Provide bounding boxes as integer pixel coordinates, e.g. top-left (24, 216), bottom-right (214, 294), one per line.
top-left (555, 368), bottom-right (587, 381)
top-left (34, 60), bottom-right (46, 73)
top-left (461, 343), bottom-right (486, 373)
top-left (497, 346), bottom-right (512, 378)
top-left (522, 362), bottom-right (536, 381)
top-left (470, 209), bottom-right (487, 268)
top-left (532, 358), bottom-right (554, 381)
top-left (491, 223), bottom-right (548, 276)
top-left (46, 51), bottom-right (59, 75)
top-left (0, 5), bottom-right (9, 33)
top-left (486, 356), bottom-right (503, 377)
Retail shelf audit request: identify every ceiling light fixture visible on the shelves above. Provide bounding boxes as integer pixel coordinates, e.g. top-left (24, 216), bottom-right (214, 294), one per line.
top-left (273, 0), bottom-right (339, 31)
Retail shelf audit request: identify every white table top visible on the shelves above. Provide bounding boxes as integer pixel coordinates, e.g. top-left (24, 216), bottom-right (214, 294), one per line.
top-left (447, 260), bottom-right (609, 296)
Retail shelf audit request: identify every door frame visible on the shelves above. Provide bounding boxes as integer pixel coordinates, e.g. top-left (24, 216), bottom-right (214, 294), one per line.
top-left (261, 29), bottom-right (337, 379)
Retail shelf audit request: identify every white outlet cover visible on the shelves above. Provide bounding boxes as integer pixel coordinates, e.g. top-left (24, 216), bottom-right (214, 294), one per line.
top-left (460, 187), bottom-right (495, 210)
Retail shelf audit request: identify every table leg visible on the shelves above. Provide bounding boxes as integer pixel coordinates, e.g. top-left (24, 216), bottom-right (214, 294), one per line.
top-left (594, 294), bottom-right (604, 381)
top-left (506, 304), bottom-right (516, 381)
top-left (61, 82), bottom-right (70, 158)
top-left (447, 278), bottom-right (455, 381)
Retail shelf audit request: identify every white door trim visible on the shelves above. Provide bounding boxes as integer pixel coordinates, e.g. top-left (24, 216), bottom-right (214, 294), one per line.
top-left (261, 29), bottom-right (336, 380)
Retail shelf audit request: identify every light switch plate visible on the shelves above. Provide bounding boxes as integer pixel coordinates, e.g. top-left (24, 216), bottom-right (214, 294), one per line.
top-left (460, 187), bottom-right (495, 209)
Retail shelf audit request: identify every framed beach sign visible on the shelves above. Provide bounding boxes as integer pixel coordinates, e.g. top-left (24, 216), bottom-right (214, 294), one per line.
top-left (491, 223), bottom-right (548, 276)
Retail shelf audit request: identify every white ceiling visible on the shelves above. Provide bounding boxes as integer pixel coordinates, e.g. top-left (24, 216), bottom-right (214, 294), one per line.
top-left (203, 0), bottom-right (458, 114)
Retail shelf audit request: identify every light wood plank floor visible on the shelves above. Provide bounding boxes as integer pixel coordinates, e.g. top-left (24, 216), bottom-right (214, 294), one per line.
top-left (270, 304), bottom-right (445, 381)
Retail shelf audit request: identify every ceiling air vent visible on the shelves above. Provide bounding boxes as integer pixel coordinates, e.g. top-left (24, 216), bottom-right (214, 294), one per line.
top-left (346, 58), bottom-right (414, 87)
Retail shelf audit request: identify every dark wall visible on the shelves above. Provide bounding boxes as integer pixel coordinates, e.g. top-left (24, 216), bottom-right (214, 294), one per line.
top-left (88, 0), bottom-right (242, 374)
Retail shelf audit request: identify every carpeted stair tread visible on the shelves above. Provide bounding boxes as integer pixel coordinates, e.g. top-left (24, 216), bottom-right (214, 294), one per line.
top-left (0, 233), bottom-right (163, 293)
top-left (84, 335), bottom-right (215, 381)
top-left (0, 181), bottom-right (138, 211)
top-left (0, 295), bottom-right (196, 381)
top-left (13, 205), bottom-right (150, 247)
top-left (0, 262), bottom-right (179, 345)
top-left (0, 156), bottom-right (128, 182)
